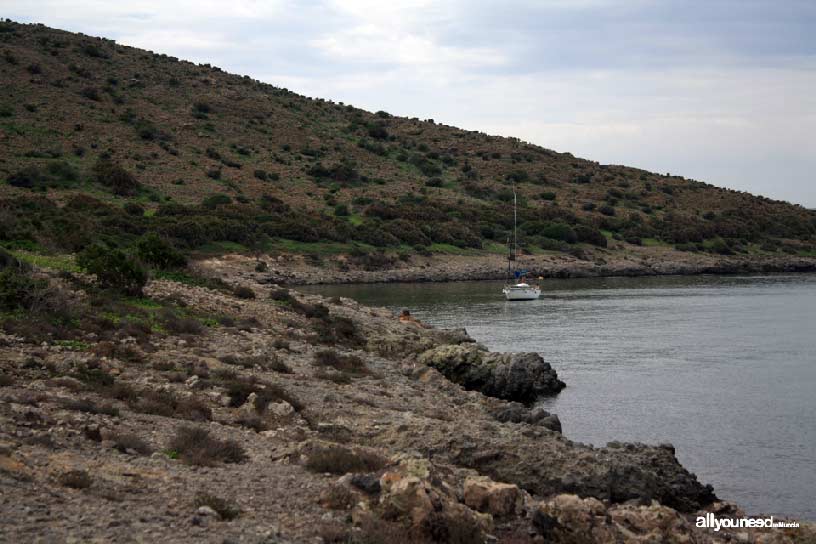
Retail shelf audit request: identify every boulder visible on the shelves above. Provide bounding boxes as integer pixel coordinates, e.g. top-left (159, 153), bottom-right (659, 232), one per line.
top-left (378, 458), bottom-right (492, 539)
top-left (266, 401), bottom-right (295, 419)
top-left (463, 476), bottom-right (522, 517)
top-left (417, 344), bottom-right (565, 404)
top-left (379, 474), bottom-right (434, 525)
top-left (492, 402), bottom-right (562, 432)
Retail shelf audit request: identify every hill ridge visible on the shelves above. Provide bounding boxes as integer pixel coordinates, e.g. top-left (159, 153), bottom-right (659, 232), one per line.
top-left (0, 19), bottom-right (814, 267)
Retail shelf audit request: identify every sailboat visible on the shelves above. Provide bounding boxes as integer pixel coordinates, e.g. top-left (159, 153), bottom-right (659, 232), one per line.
top-left (502, 188), bottom-right (541, 301)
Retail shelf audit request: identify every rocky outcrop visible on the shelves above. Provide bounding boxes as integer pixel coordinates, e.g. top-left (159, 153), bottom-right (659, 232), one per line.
top-left (417, 343), bottom-right (565, 404)
top-left (463, 475), bottom-right (523, 517)
top-left (491, 401), bottom-right (562, 432)
top-left (445, 434), bottom-right (717, 513)
top-left (531, 494), bottom-right (816, 543)
top-left (345, 457), bottom-right (493, 543)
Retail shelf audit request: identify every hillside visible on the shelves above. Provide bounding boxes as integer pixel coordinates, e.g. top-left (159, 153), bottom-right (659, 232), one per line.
top-left (1, 19), bottom-right (815, 276)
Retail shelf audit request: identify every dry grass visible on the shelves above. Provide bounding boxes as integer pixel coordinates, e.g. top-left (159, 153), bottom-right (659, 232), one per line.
top-left (167, 426), bottom-right (247, 466)
top-left (129, 390), bottom-right (212, 421)
top-left (61, 398), bottom-right (119, 416)
top-left (58, 469), bottom-right (92, 489)
top-left (314, 350), bottom-right (368, 375)
top-left (218, 353), bottom-right (291, 373)
top-left (160, 310), bottom-right (205, 335)
top-left (314, 369), bottom-right (352, 385)
top-left (232, 286), bottom-right (256, 299)
top-left (304, 444), bottom-right (388, 475)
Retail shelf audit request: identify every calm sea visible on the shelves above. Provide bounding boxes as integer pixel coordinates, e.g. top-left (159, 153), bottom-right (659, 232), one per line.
top-left (302, 274), bottom-right (816, 520)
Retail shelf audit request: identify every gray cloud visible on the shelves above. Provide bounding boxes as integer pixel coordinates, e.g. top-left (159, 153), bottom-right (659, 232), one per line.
top-left (6, 0), bottom-right (815, 206)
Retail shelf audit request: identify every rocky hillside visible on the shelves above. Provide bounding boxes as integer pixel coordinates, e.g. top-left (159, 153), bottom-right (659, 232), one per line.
top-left (1, 19), bottom-right (815, 278)
top-left (1, 252), bottom-right (812, 542)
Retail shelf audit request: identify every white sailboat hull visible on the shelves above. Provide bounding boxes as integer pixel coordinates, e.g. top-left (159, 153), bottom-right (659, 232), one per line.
top-left (502, 284), bottom-right (541, 301)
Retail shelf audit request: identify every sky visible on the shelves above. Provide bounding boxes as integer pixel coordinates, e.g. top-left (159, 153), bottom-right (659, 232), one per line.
top-left (6, 0), bottom-right (816, 207)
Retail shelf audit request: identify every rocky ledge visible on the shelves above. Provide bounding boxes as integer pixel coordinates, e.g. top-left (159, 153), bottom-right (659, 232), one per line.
top-left (0, 267), bottom-right (812, 543)
top-left (417, 343), bottom-right (566, 404)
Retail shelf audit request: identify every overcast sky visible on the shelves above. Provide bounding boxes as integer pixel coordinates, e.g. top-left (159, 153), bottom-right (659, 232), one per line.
top-left (7, 1), bottom-right (816, 206)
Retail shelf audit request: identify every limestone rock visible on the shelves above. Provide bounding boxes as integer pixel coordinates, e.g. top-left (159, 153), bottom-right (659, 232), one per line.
top-left (463, 476), bottom-right (522, 517)
top-left (378, 458), bottom-right (492, 539)
top-left (267, 401), bottom-right (295, 419)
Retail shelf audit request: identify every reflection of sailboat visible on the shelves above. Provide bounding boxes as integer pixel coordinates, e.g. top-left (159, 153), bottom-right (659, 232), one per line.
top-left (502, 188), bottom-right (541, 301)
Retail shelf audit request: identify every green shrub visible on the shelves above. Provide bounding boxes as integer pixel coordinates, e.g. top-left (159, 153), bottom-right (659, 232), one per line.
top-left (599, 205), bottom-right (616, 216)
top-left (575, 225), bottom-right (607, 247)
top-left (233, 286), bottom-right (255, 299)
top-left (124, 202), bottom-right (145, 216)
top-left (0, 268), bottom-right (46, 311)
top-left (366, 123), bottom-right (389, 140)
top-left (135, 233), bottom-right (186, 270)
top-left (540, 191), bottom-right (556, 201)
top-left (58, 470), bottom-right (92, 489)
top-left (308, 161), bottom-right (360, 184)
top-left (708, 238), bottom-right (734, 255)
top-left (7, 162), bottom-right (80, 190)
top-left (80, 87), bottom-right (101, 101)
top-left (202, 193), bottom-right (231, 209)
top-left (92, 159), bottom-right (141, 196)
top-left (77, 245), bottom-right (147, 295)
top-left (539, 223), bottom-right (577, 243)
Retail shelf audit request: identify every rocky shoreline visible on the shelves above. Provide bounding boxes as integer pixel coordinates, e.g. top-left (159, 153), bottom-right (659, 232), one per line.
top-left (1, 263), bottom-right (813, 542)
top-left (195, 249), bottom-right (816, 287)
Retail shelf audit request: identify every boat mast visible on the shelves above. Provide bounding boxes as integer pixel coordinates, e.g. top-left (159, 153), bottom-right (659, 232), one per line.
top-left (513, 187), bottom-right (517, 262)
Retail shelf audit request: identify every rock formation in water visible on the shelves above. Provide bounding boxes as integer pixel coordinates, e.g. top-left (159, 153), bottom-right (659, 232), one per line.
top-left (417, 343), bottom-right (566, 404)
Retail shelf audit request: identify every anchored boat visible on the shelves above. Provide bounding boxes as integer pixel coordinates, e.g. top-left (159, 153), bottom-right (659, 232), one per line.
top-left (502, 188), bottom-right (541, 301)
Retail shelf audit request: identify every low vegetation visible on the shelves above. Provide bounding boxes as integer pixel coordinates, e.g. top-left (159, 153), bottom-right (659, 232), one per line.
top-left (304, 444), bottom-right (388, 474)
top-left (166, 426), bottom-right (248, 466)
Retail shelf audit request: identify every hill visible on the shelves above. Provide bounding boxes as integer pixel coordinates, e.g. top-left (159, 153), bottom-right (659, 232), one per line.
top-left (0, 19), bottom-right (815, 277)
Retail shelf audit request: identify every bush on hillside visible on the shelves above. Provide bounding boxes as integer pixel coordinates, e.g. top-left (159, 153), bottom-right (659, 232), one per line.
top-left (77, 245), bottom-right (147, 295)
top-left (202, 193), bottom-right (231, 209)
top-left (574, 225), bottom-right (608, 247)
top-left (0, 268), bottom-right (46, 312)
top-left (7, 162), bottom-right (80, 191)
top-left (124, 202), bottom-right (145, 216)
top-left (540, 223), bottom-right (577, 244)
top-left (135, 232), bottom-right (186, 270)
top-left (93, 159), bottom-right (141, 196)
top-left (599, 204), bottom-right (616, 216)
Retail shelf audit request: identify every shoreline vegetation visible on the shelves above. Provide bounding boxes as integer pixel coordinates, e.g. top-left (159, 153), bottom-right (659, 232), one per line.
top-left (193, 249), bottom-right (816, 286)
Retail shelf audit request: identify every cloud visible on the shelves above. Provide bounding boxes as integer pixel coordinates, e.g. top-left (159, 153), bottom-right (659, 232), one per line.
top-left (4, 0), bottom-right (815, 206)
